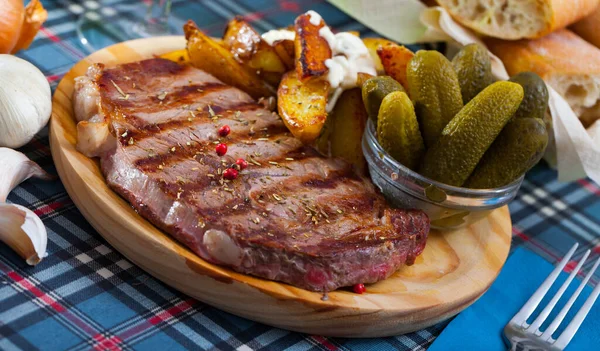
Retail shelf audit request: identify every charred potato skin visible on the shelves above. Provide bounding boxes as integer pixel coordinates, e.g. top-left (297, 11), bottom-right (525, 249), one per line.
top-left (294, 13), bottom-right (332, 80)
top-left (377, 43), bottom-right (414, 90)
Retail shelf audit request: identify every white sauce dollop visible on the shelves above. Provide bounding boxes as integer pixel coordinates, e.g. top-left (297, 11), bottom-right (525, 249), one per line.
top-left (261, 29), bottom-right (295, 46)
top-left (306, 10), bottom-right (323, 26)
top-left (261, 10), bottom-right (377, 112)
top-left (318, 26), bottom-right (376, 112)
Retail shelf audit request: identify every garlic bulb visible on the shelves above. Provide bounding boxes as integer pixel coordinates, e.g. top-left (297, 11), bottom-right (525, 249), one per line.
top-left (0, 203), bottom-right (47, 265)
top-left (0, 148), bottom-right (51, 265)
top-left (0, 55), bottom-right (51, 148)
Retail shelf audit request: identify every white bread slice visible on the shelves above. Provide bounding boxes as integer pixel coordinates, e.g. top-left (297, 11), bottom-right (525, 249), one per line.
top-left (437, 0), bottom-right (600, 40)
top-left (488, 29), bottom-right (600, 127)
top-left (549, 75), bottom-right (600, 127)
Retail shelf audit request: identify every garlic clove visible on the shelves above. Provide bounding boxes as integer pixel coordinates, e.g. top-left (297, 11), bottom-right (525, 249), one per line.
top-left (0, 147), bottom-right (52, 202)
top-left (0, 148), bottom-right (52, 265)
top-left (0, 203), bottom-right (47, 265)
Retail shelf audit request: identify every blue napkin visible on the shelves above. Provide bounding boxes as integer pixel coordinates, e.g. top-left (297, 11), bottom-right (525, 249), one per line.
top-left (429, 247), bottom-right (600, 351)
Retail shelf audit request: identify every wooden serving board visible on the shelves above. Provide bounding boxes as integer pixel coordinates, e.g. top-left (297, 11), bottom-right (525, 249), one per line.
top-left (50, 36), bottom-right (512, 337)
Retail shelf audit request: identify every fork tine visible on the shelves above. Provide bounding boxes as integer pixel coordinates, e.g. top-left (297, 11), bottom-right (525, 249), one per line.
top-left (527, 250), bottom-right (591, 333)
top-left (542, 256), bottom-right (600, 341)
top-left (510, 243), bottom-right (578, 326)
top-left (553, 267), bottom-right (600, 349)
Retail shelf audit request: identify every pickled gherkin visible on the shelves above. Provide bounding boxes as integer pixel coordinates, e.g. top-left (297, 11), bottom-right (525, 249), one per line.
top-left (407, 50), bottom-right (463, 148)
top-left (452, 44), bottom-right (495, 104)
top-left (377, 91), bottom-right (425, 170)
top-left (465, 118), bottom-right (548, 189)
top-left (361, 76), bottom-right (405, 122)
top-left (509, 72), bottom-right (549, 120)
top-left (419, 81), bottom-right (524, 187)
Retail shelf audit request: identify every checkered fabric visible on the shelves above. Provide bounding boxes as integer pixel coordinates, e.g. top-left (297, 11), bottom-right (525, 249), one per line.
top-left (1, 1), bottom-right (599, 350)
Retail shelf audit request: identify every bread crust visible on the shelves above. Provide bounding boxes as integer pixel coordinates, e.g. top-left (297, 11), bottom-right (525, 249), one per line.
top-left (487, 29), bottom-right (600, 126)
top-left (549, 0), bottom-right (600, 37)
top-left (571, 6), bottom-right (600, 48)
top-left (487, 29), bottom-right (600, 77)
top-left (438, 0), bottom-right (600, 40)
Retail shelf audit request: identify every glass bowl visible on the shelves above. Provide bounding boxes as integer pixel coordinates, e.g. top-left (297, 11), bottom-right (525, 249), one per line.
top-left (362, 119), bottom-right (523, 230)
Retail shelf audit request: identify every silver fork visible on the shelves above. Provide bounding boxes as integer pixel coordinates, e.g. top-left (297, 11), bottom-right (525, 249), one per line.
top-left (504, 243), bottom-right (600, 351)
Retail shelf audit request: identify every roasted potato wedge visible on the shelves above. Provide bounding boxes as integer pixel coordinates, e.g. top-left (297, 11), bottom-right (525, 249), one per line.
top-left (223, 17), bottom-right (287, 72)
top-left (223, 16), bottom-right (262, 62)
top-left (356, 72), bottom-right (375, 87)
top-left (272, 39), bottom-right (295, 70)
top-left (249, 48), bottom-right (287, 73)
top-left (362, 37), bottom-right (394, 75)
top-left (259, 71), bottom-right (285, 87)
top-left (223, 17), bottom-right (288, 86)
top-left (377, 43), bottom-right (414, 90)
top-left (223, 16), bottom-right (261, 60)
top-left (315, 89), bottom-right (367, 173)
top-left (159, 49), bottom-right (190, 64)
top-left (294, 13), bottom-right (332, 80)
top-left (184, 20), bottom-right (274, 99)
top-left (277, 71), bottom-right (330, 143)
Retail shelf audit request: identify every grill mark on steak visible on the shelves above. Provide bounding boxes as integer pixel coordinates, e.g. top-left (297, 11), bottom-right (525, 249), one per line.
top-left (242, 144), bottom-right (314, 167)
top-left (145, 153), bottom-right (335, 218)
top-left (131, 125), bottom-right (296, 170)
top-left (117, 98), bottom-right (259, 133)
top-left (75, 58), bottom-right (429, 292)
top-left (100, 82), bottom-right (229, 112)
top-left (136, 145), bottom-right (378, 246)
top-left (139, 156), bottom-right (370, 244)
top-left (97, 60), bottom-right (255, 132)
top-left (123, 101), bottom-right (264, 143)
top-left (135, 150), bottom-right (209, 172)
top-left (185, 163), bottom-right (360, 221)
top-left (246, 165), bottom-right (362, 201)
top-left (302, 172), bottom-right (361, 189)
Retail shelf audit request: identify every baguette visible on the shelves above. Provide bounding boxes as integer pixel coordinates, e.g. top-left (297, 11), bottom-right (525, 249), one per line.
top-left (571, 6), bottom-right (600, 48)
top-left (487, 29), bottom-right (600, 127)
top-left (437, 0), bottom-right (600, 40)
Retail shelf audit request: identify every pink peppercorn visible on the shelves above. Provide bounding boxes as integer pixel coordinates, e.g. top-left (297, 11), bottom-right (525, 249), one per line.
top-left (215, 143), bottom-right (227, 156)
top-left (223, 168), bottom-right (238, 180)
top-left (218, 125), bottom-right (231, 137)
top-left (236, 158), bottom-right (248, 170)
top-left (353, 283), bottom-right (366, 294)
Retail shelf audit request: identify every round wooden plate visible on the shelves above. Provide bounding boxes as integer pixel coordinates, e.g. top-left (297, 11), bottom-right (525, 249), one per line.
top-left (50, 36), bottom-right (512, 337)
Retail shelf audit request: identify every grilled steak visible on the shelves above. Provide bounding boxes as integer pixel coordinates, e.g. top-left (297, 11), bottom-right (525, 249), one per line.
top-left (73, 58), bottom-right (429, 292)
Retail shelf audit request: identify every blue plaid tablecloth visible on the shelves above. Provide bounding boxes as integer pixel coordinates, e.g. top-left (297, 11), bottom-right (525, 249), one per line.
top-left (1, 1), bottom-right (600, 350)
